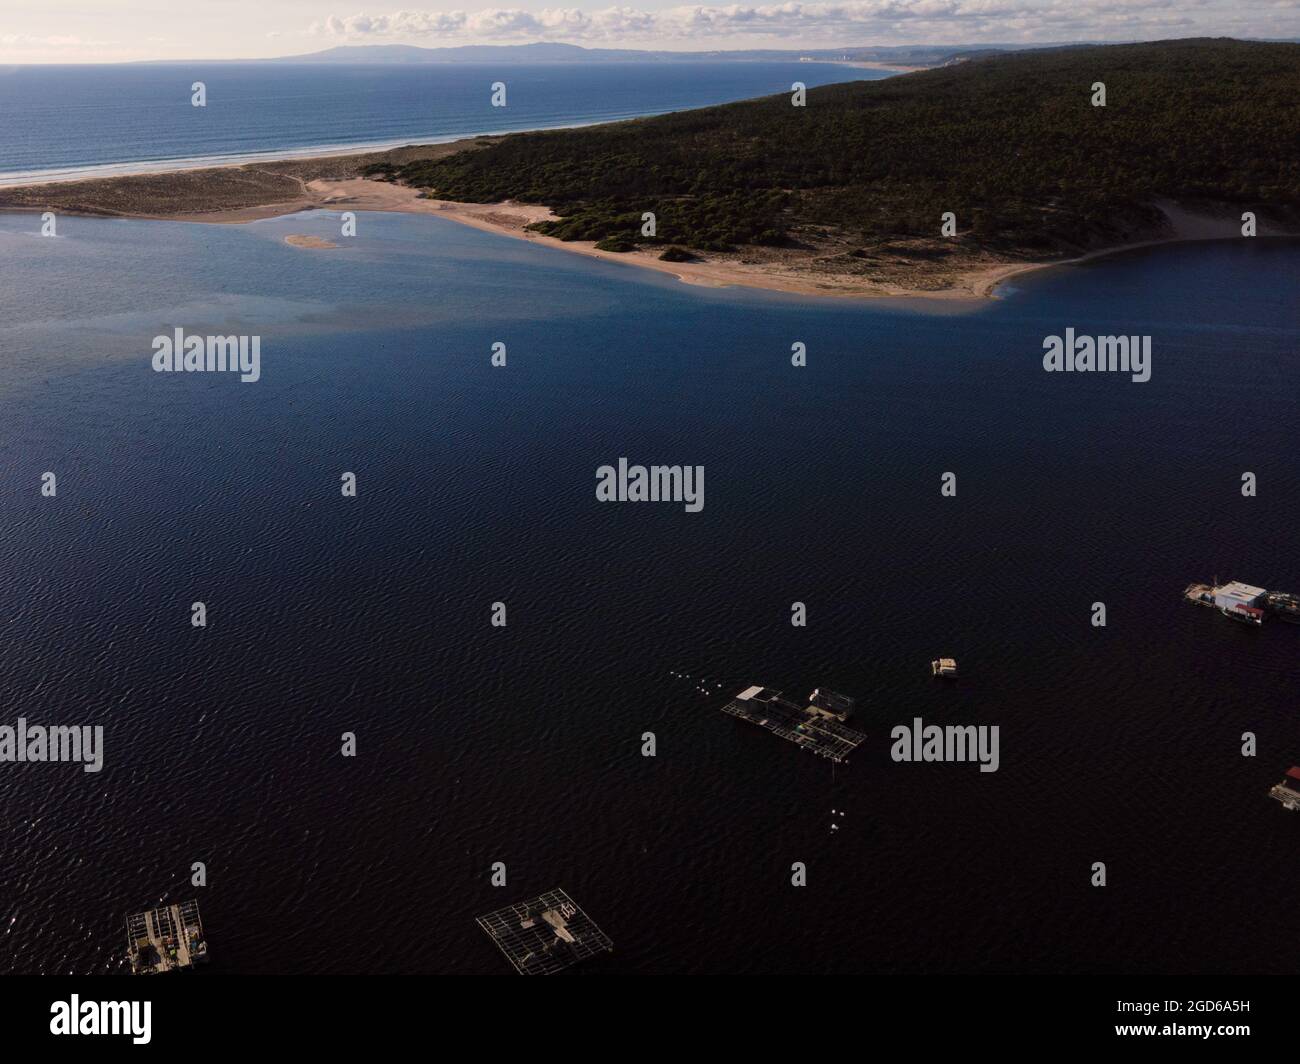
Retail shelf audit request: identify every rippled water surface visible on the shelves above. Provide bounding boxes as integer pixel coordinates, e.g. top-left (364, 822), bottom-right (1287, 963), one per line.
top-left (0, 62), bottom-right (885, 181)
top-left (0, 211), bottom-right (1297, 973)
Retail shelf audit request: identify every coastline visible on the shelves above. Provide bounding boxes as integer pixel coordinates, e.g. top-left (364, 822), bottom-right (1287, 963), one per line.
top-left (0, 137), bottom-right (1273, 303)
top-left (800, 60), bottom-right (934, 73)
top-left (0, 159), bottom-right (1013, 301)
top-left (0, 117), bottom-right (664, 190)
top-left (0, 60), bottom-right (904, 191)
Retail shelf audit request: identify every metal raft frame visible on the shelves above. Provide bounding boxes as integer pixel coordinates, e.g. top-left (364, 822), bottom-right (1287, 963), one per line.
top-left (126, 899), bottom-right (206, 973)
top-left (721, 689), bottom-right (865, 763)
top-left (1270, 783), bottom-right (1300, 810)
top-left (476, 888), bottom-right (613, 975)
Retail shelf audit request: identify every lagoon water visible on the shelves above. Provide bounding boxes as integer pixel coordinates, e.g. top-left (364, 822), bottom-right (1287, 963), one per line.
top-left (0, 62), bottom-right (885, 182)
top-left (0, 210), bottom-right (1297, 974)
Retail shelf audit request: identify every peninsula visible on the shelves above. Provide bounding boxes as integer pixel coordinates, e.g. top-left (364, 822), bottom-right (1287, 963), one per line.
top-left (2, 39), bottom-right (1296, 300)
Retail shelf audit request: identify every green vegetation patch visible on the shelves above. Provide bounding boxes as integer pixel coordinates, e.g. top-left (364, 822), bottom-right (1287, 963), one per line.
top-left (386, 40), bottom-right (1300, 255)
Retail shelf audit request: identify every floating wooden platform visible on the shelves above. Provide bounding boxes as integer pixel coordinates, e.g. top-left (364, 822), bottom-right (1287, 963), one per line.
top-left (931, 658), bottom-right (958, 678)
top-left (1269, 767), bottom-right (1300, 810)
top-left (721, 685), bottom-right (865, 763)
top-left (1265, 591), bottom-right (1300, 623)
top-left (126, 899), bottom-right (207, 974)
top-left (476, 888), bottom-right (613, 975)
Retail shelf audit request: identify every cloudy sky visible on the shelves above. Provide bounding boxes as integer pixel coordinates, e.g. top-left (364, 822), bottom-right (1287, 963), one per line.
top-left (3, 0), bottom-right (1296, 63)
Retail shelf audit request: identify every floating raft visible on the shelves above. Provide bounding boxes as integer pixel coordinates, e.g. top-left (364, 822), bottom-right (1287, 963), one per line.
top-left (1269, 766), bottom-right (1300, 811)
top-left (721, 685), bottom-right (865, 763)
top-left (126, 899), bottom-right (208, 974)
top-left (1184, 580), bottom-right (1300, 626)
top-left (931, 658), bottom-right (958, 678)
top-left (1264, 591), bottom-right (1300, 623)
top-left (476, 888), bottom-right (613, 975)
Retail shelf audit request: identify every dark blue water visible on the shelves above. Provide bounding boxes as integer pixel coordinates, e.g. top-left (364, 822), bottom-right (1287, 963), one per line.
top-left (0, 211), bottom-right (1296, 974)
top-left (0, 63), bottom-right (884, 181)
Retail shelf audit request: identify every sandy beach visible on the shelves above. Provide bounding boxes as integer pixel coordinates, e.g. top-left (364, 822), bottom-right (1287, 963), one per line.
top-left (271, 176), bottom-right (1021, 300)
top-left (0, 137), bottom-right (1271, 303)
top-left (284, 234), bottom-right (339, 249)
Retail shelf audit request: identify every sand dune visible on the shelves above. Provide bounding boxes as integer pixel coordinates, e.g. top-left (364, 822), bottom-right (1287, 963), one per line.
top-left (0, 140), bottom-right (1271, 303)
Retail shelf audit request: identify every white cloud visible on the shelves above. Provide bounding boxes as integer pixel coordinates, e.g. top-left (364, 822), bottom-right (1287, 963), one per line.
top-left (0, 33), bottom-right (114, 48)
top-left (307, 1), bottom-right (1293, 44)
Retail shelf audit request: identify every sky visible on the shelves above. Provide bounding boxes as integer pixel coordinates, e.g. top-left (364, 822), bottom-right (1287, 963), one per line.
top-left (2, 0), bottom-right (1297, 63)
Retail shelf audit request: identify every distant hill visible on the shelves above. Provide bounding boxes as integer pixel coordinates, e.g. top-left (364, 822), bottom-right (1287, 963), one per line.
top-left (267, 42), bottom-right (1011, 65)
top-left (272, 43), bottom-right (650, 64)
top-left (379, 39), bottom-right (1300, 260)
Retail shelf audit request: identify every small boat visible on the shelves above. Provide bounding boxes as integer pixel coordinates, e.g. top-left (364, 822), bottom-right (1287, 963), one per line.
top-left (930, 658), bottom-right (958, 679)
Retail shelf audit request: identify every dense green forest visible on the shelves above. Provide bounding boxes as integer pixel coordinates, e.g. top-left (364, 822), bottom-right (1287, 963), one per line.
top-left (375, 39), bottom-right (1300, 257)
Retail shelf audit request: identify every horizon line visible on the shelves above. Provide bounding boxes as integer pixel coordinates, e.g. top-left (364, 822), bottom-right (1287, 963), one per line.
top-left (11, 34), bottom-right (1297, 68)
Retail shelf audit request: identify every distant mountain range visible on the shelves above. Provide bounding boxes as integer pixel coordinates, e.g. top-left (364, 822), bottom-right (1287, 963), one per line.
top-left (259, 42), bottom-right (1014, 66)
top-left (131, 38), bottom-right (1300, 67)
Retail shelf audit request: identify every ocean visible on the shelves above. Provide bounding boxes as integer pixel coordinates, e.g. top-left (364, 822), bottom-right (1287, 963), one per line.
top-left (0, 206), bottom-right (1296, 974)
top-left (0, 62), bottom-right (886, 183)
